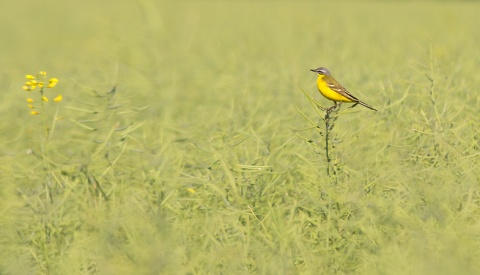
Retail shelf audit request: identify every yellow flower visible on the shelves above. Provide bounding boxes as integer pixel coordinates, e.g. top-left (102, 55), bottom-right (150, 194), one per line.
top-left (30, 110), bottom-right (40, 115)
top-left (42, 96), bottom-right (48, 102)
top-left (28, 104), bottom-right (35, 109)
top-left (53, 95), bottom-right (63, 102)
top-left (24, 81), bottom-right (37, 90)
top-left (23, 72), bottom-right (58, 92)
top-left (187, 188), bottom-right (196, 194)
top-left (26, 98), bottom-right (34, 103)
top-left (22, 86), bottom-right (33, 91)
top-left (47, 78), bottom-right (59, 88)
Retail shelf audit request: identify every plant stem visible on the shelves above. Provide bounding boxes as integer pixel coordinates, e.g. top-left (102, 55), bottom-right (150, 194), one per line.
top-left (323, 103), bottom-right (340, 177)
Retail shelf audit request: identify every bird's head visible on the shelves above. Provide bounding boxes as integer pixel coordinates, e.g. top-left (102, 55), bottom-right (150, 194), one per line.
top-left (310, 67), bottom-right (331, 76)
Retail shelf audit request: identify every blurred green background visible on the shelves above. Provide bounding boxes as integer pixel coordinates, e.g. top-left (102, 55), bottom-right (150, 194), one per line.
top-left (1, 1), bottom-right (479, 274)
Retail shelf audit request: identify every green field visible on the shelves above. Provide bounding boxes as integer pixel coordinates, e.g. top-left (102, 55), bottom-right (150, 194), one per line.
top-left (1, 1), bottom-right (480, 274)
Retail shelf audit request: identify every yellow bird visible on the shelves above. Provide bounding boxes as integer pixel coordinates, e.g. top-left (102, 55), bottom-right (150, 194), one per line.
top-left (310, 67), bottom-right (377, 111)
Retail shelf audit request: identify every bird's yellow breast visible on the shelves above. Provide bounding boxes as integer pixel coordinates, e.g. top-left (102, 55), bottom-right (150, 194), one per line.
top-left (316, 75), bottom-right (353, 103)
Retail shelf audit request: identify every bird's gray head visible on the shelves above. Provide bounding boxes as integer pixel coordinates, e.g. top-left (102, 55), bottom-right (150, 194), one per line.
top-left (310, 67), bottom-right (331, 76)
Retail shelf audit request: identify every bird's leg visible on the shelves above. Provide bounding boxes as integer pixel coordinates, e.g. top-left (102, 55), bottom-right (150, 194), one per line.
top-left (327, 102), bottom-right (340, 112)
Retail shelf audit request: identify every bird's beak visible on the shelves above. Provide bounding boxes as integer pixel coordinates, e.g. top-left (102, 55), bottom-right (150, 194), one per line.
top-left (310, 69), bottom-right (316, 73)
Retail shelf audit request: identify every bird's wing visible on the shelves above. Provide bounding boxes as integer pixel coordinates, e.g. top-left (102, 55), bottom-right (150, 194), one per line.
top-left (326, 77), bottom-right (359, 101)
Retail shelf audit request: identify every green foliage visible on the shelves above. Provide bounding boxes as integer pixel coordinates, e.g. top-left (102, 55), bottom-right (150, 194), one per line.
top-left (1, 1), bottom-right (480, 274)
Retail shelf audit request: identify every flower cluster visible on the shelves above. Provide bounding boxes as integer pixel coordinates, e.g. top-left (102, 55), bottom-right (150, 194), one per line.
top-left (22, 71), bottom-right (62, 115)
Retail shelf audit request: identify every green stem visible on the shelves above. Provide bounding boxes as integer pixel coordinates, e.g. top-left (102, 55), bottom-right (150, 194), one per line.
top-left (39, 88), bottom-right (53, 203)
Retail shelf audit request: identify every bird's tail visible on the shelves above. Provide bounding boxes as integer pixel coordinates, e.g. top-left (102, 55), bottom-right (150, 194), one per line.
top-left (357, 100), bottom-right (377, 111)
